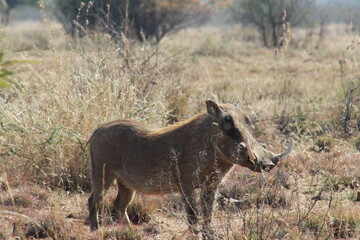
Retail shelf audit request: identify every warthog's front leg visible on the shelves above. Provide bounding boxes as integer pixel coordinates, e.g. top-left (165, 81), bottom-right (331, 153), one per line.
top-left (180, 187), bottom-right (199, 233)
top-left (200, 185), bottom-right (217, 238)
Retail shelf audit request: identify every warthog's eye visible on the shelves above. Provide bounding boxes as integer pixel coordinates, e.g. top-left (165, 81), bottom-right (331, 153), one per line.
top-left (221, 115), bottom-right (241, 140)
top-left (222, 115), bottom-right (234, 131)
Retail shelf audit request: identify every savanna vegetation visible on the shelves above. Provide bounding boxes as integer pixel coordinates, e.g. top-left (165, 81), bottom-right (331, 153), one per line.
top-left (0, 0), bottom-right (360, 239)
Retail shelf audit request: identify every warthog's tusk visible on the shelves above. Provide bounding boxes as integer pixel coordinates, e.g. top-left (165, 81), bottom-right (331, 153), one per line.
top-left (245, 137), bottom-right (256, 164)
top-left (272, 138), bottom-right (294, 164)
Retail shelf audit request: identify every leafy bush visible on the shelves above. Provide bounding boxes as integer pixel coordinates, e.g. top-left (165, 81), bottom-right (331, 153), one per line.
top-left (55, 0), bottom-right (211, 42)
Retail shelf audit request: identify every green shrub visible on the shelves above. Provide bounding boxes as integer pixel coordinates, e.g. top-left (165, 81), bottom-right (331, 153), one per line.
top-left (303, 215), bottom-right (325, 233)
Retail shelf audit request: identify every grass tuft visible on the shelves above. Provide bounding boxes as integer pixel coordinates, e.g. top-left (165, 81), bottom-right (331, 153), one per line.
top-left (313, 136), bottom-right (335, 152)
top-left (127, 202), bottom-right (151, 225)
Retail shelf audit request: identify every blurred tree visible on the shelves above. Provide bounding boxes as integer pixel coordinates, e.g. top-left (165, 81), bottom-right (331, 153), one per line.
top-left (0, 0), bottom-right (37, 24)
top-left (56, 0), bottom-right (213, 43)
top-left (0, 1), bottom-right (7, 24)
top-left (230, 0), bottom-right (312, 48)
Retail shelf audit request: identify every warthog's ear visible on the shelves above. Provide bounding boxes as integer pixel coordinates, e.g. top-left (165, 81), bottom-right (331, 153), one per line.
top-left (206, 100), bottom-right (222, 117)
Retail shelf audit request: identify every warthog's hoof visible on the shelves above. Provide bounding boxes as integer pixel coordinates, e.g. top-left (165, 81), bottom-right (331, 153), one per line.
top-left (189, 225), bottom-right (201, 235)
top-left (202, 227), bottom-right (223, 240)
top-left (90, 223), bottom-right (99, 231)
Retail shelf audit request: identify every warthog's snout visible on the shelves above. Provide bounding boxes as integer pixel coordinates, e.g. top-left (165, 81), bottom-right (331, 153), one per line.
top-left (244, 137), bottom-right (294, 172)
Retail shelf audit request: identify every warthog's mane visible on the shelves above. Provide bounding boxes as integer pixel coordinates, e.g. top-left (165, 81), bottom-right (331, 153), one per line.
top-left (145, 112), bottom-right (211, 138)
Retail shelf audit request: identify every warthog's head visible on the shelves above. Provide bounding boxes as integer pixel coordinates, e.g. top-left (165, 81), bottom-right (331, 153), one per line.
top-left (206, 100), bottom-right (293, 173)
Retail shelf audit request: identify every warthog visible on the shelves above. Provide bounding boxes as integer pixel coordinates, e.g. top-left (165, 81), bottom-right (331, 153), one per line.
top-left (88, 100), bottom-right (293, 234)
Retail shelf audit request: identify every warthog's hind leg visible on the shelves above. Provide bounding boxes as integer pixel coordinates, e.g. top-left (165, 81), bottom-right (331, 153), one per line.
top-left (88, 190), bottom-right (101, 230)
top-left (113, 179), bottom-right (135, 225)
top-left (88, 170), bottom-right (116, 230)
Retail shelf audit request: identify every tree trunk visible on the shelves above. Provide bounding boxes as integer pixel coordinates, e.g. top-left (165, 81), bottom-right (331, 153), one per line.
top-left (272, 24), bottom-right (278, 47)
top-left (260, 26), bottom-right (268, 47)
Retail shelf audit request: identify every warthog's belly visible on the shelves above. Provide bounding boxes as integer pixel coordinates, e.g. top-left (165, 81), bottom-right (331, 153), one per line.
top-left (114, 168), bottom-right (180, 194)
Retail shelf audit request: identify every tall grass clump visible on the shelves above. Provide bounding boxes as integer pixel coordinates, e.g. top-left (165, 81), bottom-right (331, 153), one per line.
top-left (0, 23), bottom-right (191, 192)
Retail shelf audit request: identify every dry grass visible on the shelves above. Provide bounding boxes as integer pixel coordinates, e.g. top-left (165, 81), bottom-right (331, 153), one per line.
top-left (0, 18), bottom-right (360, 239)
